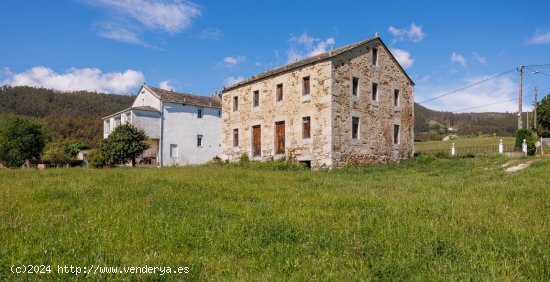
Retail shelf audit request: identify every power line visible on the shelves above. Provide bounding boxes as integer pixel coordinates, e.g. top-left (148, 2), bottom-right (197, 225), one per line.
top-left (417, 68), bottom-right (516, 104)
top-left (452, 92), bottom-right (539, 113)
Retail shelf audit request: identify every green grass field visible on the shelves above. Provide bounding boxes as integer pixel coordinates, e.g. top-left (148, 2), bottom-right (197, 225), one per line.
top-left (414, 136), bottom-right (550, 156)
top-left (1, 157), bottom-right (550, 280)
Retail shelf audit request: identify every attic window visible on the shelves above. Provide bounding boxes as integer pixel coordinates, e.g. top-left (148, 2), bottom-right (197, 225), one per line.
top-left (394, 90), bottom-right (400, 107)
top-left (253, 90), bottom-right (260, 107)
top-left (276, 84), bottom-right (283, 102)
top-left (303, 76), bottom-right (310, 96)
top-left (372, 48), bottom-right (379, 66)
top-left (197, 108), bottom-right (203, 118)
top-left (233, 96), bottom-right (239, 112)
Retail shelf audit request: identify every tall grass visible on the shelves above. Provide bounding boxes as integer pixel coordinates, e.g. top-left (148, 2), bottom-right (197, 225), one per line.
top-left (1, 156), bottom-right (549, 280)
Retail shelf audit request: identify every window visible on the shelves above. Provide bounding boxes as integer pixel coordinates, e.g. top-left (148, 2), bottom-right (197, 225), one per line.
top-left (394, 89), bottom-right (400, 107)
top-left (170, 144), bottom-right (178, 158)
top-left (197, 108), bottom-right (203, 118)
top-left (352, 117), bottom-right (360, 139)
top-left (372, 82), bottom-right (378, 101)
top-left (276, 83), bottom-right (283, 102)
top-left (302, 116), bottom-right (311, 139)
top-left (197, 135), bottom-right (203, 147)
top-left (303, 76), bottom-right (310, 96)
top-left (394, 125), bottom-right (400, 145)
top-left (372, 48), bottom-right (378, 66)
top-left (218, 110), bottom-right (221, 117)
top-left (352, 77), bottom-right (359, 96)
top-left (233, 96), bottom-right (239, 112)
top-left (253, 90), bottom-right (260, 107)
top-left (233, 128), bottom-right (239, 147)
top-left (275, 121), bottom-right (285, 154)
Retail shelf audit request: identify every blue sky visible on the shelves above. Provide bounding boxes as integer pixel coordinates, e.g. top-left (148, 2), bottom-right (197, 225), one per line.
top-left (1, 0), bottom-right (549, 113)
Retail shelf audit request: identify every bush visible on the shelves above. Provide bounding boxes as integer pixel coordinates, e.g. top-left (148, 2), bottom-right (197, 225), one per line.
top-left (42, 141), bottom-right (71, 166)
top-left (0, 116), bottom-right (51, 167)
top-left (87, 149), bottom-right (105, 168)
top-left (515, 129), bottom-right (537, 156)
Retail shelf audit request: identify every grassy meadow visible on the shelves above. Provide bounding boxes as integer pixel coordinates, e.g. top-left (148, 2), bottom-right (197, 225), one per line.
top-left (414, 136), bottom-right (550, 156)
top-left (1, 156), bottom-right (550, 280)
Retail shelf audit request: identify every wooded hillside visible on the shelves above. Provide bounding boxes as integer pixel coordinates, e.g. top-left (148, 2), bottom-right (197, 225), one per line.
top-left (0, 85), bottom-right (520, 146)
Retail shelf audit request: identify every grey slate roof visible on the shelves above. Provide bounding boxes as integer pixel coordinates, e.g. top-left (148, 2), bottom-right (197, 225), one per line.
top-left (145, 85), bottom-right (222, 109)
top-left (222, 36), bottom-right (414, 92)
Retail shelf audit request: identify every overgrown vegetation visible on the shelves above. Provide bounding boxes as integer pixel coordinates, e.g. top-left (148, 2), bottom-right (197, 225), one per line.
top-left (99, 124), bottom-right (149, 167)
top-left (1, 157), bottom-right (548, 280)
top-left (515, 128), bottom-right (538, 156)
top-left (0, 115), bottom-right (51, 167)
top-left (536, 93), bottom-right (550, 137)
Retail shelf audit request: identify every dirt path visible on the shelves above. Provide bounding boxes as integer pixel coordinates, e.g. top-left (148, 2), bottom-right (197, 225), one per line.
top-left (504, 161), bottom-right (533, 173)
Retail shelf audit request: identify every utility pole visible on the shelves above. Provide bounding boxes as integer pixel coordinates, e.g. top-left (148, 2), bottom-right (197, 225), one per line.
top-left (534, 86), bottom-right (538, 130)
top-left (518, 65), bottom-right (523, 129)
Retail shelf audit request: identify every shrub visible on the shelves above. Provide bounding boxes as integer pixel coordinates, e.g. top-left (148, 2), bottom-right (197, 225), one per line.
top-left (87, 149), bottom-right (105, 168)
top-left (42, 141), bottom-right (71, 167)
top-left (515, 129), bottom-right (537, 156)
top-left (0, 116), bottom-right (51, 167)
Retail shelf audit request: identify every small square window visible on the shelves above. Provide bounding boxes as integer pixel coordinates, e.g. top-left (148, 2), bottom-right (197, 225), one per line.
top-left (394, 90), bottom-right (400, 107)
top-left (170, 144), bottom-right (178, 158)
top-left (372, 83), bottom-right (378, 101)
top-left (352, 77), bottom-right (359, 96)
top-left (352, 117), bottom-right (360, 139)
top-left (302, 116), bottom-right (311, 139)
top-left (253, 90), bottom-right (260, 107)
top-left (197, 135), bottom-right (203, 147)
top-left (393, 124), bottom-right (400, 145)
top-left (303, 77), bottom-right (310, 96)
top-left (372, 48), bottom-right (379, 66)
top-left (233, 96), bottom-right (239, 112)
top-left (276, 84), bottom-right (283, 102)
top-left (233, 128), bottom-right (239, 147)
top-left (197, 108), bottom-right (203, 118)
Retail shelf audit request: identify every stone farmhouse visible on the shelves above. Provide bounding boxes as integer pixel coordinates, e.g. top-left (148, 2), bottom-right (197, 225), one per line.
top-left (221, 35), bottom-right (414, 169)
top-left (103, 85), bottom-right (222, 166)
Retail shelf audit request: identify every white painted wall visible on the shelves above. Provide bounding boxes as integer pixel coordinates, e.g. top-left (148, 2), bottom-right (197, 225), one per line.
top-left (131, 110), bottom-right (161, 139)
top-left (161, 102), bottom-right (222, 166)
top-left (132, 87), bottom-right (161, 110)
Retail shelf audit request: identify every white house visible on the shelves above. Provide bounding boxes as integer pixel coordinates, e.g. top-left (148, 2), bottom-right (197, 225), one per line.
top-left (103, 85), bottom-right (222, 166)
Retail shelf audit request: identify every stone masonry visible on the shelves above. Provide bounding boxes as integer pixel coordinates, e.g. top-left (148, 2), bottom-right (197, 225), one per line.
top-left (222, 36), bottom-right (414, 169)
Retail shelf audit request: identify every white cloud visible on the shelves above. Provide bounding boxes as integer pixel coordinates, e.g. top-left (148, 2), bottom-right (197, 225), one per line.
top-left (450, 52), bottom-right (467, 67)
top-left (1, 66), bottom-right (144, 94)
top-left (223, 56), bottom-right (246, 67)
top-left (89, 0), bottom-right (200, 33)
top-left (388, 23), bottom-right (425, 42)
top-left (527, 28), bottom-right (550, 45)
top-left (85, 0), bottom-right (201, 45)
top-left (390, 48), bottom-right (414, 68)
top-left (223, 76), bottom-right (245, 87)
top-left (159, 80), bottom-right (175, 91)
top-left (287, 33), bottom-right (335, 63)
top-left (416, 75), bottom-right (527, 113)
top-left (197, 28), bottom-right (223, 41)
top-left (473, 52), bottom-right (487, 65)
top-left (96, 23), bottom-right (145, 46)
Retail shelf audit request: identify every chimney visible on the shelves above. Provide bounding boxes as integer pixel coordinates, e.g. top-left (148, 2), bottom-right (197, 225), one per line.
top-left (375, 32), bottom-right (379, 37)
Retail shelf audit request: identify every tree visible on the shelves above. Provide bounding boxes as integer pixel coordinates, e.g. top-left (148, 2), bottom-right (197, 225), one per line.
top-left (100, 124), bottom-right (149, 167)
top-left (0, 116), bottom-right (51, 167)
top-left (537, 94), bottom-right (550, 137)
top-left (42, 141), bottom-right (71, 167)
top-left (65, 140), bottom-right (91, 158)
top-left (515, 128), bottom-right (537, 156)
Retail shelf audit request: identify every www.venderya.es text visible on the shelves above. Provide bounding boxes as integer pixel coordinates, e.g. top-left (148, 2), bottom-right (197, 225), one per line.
top-left (11, 264), bottom-right (190, 276)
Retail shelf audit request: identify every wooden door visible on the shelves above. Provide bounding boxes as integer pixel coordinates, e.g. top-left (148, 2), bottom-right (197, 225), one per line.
top-left (275, 122), bottom-right (285, 154)
top-left (252, 125), bottom-right (261, 157)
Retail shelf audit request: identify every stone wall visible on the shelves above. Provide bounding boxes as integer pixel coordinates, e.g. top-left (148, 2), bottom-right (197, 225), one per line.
top-left (330, 40), bottom-right (415, 167)
top-left (221, 61), bottom-right (333, 168)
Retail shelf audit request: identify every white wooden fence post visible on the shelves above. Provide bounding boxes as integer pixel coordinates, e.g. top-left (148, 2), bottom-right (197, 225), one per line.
top-left (522, 139), bottom-right (527, 155)
top-left (498, 139), bottom-right (504, 154)
top-left (451, 143), bottom-right (456, 156)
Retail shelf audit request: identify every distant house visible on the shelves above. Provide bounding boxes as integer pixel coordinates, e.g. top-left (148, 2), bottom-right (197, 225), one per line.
top-left (103, 85), bottom-right (222, 166)
top-left (221, 35), bottom-right (414, 169)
